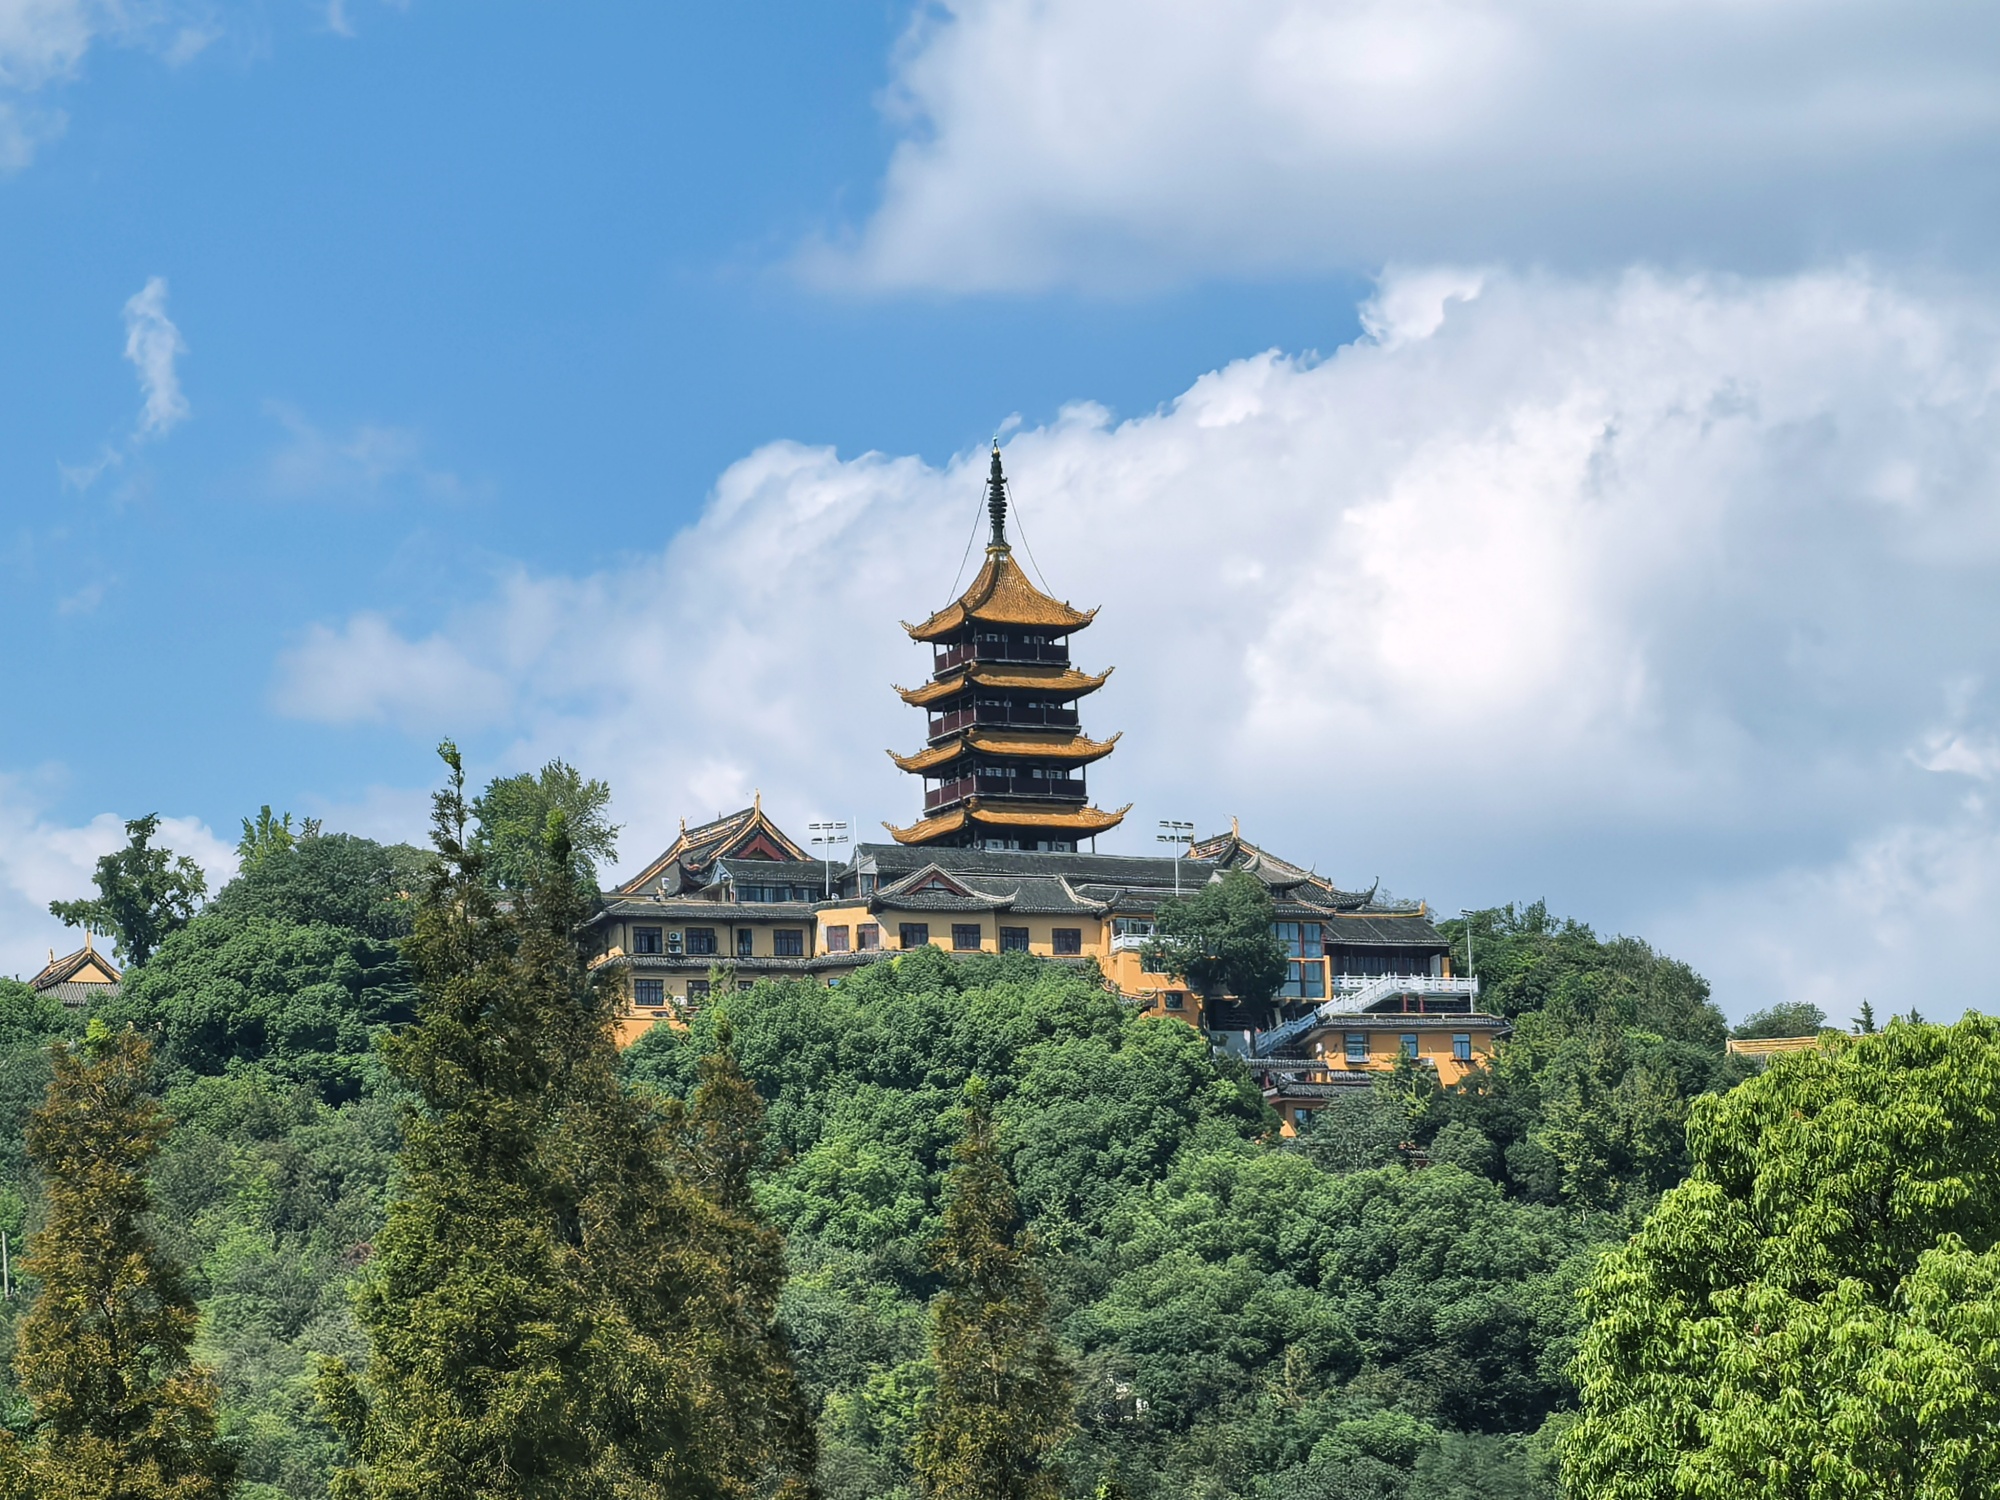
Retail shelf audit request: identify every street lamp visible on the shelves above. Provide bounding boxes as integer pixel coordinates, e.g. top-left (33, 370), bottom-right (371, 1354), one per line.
top-left (1157, 820), bottom-right (1194, 896)
top-left (809, 820), bottom-right (851, 898)
top-left (1457, 908), bottom-right (1476, 979)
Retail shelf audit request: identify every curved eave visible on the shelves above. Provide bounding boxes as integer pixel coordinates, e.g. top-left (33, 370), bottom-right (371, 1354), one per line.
top-left (903, 552), bottom-right (1100, 642)
top-left (887, 730), bottom-right (1122, 774)
top-left (895, 664), bottom-right (1114, 707)
top-left (884, 799), bottom-right (1132, 845)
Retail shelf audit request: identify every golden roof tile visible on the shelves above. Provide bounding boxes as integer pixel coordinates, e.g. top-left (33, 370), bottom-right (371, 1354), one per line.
top-left (887, 730), bottom-right (1122, 774)
top-left (895, 664), bottom-right (1112, 707)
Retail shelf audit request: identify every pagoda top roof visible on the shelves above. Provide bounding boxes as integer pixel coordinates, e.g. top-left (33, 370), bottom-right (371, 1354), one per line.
top-left (905, 550), bottom-right (1098, 643)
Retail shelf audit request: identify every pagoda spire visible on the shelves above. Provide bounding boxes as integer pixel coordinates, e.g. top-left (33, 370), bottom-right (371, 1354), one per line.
top-left (987, 440), bottom-right (1009, 551)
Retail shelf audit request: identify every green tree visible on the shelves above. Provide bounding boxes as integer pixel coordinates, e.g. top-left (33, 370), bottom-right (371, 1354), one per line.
top-left (1730, 1001), bottom-right (1827, 1039)
top-left (911, 1082), bottom-right (1073, 1500)
top-left (1140, 871), bottom-right (1287, 1015)
top-left (1564, 1016), bottom-right (2000, 1498)
top-left (49, 814), bottom-right (208, 966)
top-left (670, 1016), bottom-right (816, 1497)
top-left (206, 830), bottom-right (428, 941)
top-left (321, 742), bottom-right (725, 1500)
top-left (112, 914), bottom-right (415, 1103)
top-left (470, 759), bottom-right (619, 896)
top-left (0, 1022), bottom-right (232, 1500)
top-left (237, 806), bottom-right (297, 870)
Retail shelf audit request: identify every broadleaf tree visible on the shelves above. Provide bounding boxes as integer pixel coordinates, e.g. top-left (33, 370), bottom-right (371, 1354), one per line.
top-left (1564, 1016), bottom-right (2000, 1498)
top-left (48, 814), bottom-right (208, 967)
top-left (1140, 870), bottom-right (1287, 1021)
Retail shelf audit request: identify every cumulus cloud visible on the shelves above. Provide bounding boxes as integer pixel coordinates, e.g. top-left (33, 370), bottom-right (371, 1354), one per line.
top-left (0, 771), bottom-right (237, 979)
top-left (122, 276), bottom-right (189, 438)
top-left (269, 265), bottom-right (2000, 1017)
top-left (818, 0), bottom-right (2000, 290)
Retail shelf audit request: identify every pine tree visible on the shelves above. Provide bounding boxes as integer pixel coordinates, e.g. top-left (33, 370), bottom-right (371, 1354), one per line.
top-left (670, 1017), bottom-right (817, 1498)
top-left (320, 743), bottom-right (747, 1500)
top-left (0, 1022), bottom-right (231, 1500)
top-left (912, 1082), bottom-right (1073, 1500)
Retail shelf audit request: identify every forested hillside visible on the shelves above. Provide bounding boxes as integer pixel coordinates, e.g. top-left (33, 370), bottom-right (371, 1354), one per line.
top-left (0, 808), bottom-right (1757, 1499)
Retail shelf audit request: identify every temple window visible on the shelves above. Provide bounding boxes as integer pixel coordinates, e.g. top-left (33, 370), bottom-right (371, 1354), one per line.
top-left (632, 926), bottom-right (663, 955)
top-left (1345, 1033), bottom-right (1368, 1063)
top-left (1401, 1034), bottom-right (1420, 1058)
top-left (899, 923), bottom-right (930, 950)
top-left (1453, 1034), bottom-right (1472, 1062)
top-left (737, 929), bottom-right (755, 958)
top-left (774, 930), bottom-right (805, 957)
top-left (857, 923), bottom-right (881, 950)
top-left (634, 979), bottom-right (664, 1008)
top-left (686, 928), bottom-right (717, 956)
top-left (688, 980), bottom-right (710, 1003)
top-left (952, 924), bottom-right (982, 951)
top-left (1052, 928), bottom-right (1082, 955)
top-left (825, 925), bottom-right (851, 953)
top-left (1112, 918), bottom-right (1153, 938)
top-left (1000, 927), bottom-right (1030, 952)
top-left (1164, 992), bottom-right (1185, 1011)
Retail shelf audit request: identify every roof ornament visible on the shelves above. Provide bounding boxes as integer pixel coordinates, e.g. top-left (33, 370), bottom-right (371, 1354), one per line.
top-left (987, 440), bottom-right (1010, 552)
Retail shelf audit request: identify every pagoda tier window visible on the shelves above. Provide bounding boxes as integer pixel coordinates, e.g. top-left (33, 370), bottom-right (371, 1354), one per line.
top-left (1000, 927), bottom-right (1030, 952)
top-left (736, 930), bottom-right (755, 958)
top-left (857, 923), bottom-right (881, 950)
top-left (686, 928), bottom-right (717, 956)
top-left (632, 926), bottom-right (663, 955)
top-left (899, 923), bottom-right (930, 950)
top-left (952, 924), bottom-right (983, 951)
top-left (774, 929), bottom-right (805, 957)
top-left (635, 979), bottom-right (664, 1008)
top-left (1052, 928), bottom-right (1083, 955)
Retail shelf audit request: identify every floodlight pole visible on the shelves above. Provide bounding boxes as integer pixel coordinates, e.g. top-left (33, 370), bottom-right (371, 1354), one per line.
top-left (1458, 908), bottom-right (1476, 979)
top-left (810, 820), bottom-right (851, 899)
top-left (1157, 819), bottom-right (1195, 896)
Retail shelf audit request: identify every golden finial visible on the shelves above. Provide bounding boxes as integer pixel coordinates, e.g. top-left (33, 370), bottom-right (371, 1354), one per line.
top-left (1231, 815), bottom-right (1240, 838)
top-left (754, 789), bottom-right (762, 812)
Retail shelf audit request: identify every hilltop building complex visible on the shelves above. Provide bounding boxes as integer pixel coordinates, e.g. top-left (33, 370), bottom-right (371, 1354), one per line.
top-left (585, 444), bottom-right (1509, 1129)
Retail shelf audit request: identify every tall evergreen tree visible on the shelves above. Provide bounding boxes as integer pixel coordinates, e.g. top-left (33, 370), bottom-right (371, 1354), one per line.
top-left (321, 743), bottom-right (741, 1500)
top-left (912, 1082), bottom-right (1073, 1500)
top-left (670, 1017), bottom-right (817, 1498)
top-left (0, 1022), bottom-right (232, 1500)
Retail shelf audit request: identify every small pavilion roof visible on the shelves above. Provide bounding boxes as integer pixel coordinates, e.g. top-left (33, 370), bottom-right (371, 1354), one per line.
top-left (29, 935), bottom-right (122, 995)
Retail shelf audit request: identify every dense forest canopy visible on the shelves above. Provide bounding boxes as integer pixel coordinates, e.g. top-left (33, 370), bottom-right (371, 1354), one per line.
top-left (0, 790), bottom-right (1975, 1498)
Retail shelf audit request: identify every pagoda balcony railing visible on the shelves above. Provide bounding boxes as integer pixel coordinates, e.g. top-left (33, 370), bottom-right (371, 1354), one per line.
top-left (933, 641), bottom-right (1071, 672)
top-left (929, 704), bottom-right (1080, 738)
top-left (924, 772), bottom-right (1086, 811)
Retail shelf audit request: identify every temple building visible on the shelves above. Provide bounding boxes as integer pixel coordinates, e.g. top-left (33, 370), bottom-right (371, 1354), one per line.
top-left (588, 439), bottom-right (1513, 1121)
top-left (29, 933), bottom-right (122, 1009)
top-left (885, 444), bottom-right (1129, 852)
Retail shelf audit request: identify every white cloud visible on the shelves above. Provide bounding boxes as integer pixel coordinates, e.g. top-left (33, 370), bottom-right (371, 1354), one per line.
top-left (0, 0), bottom-right (96, 90)
top-left (820, 0), bottom-right (2000, 290)
top-left (270, 265), bottom-right (2000, 1017)
top-left (0, 771), bottom-right (237, 979)
top-left (263, 402), bottom-right (466, 502)
top-left (122, 276), bottom-right (189, 438)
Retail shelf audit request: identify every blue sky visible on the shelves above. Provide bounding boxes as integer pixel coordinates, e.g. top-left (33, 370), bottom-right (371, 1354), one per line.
top-left (7, 0), bottom-right (2000, 1019)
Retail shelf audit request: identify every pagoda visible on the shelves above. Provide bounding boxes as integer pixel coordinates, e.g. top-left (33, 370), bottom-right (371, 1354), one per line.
top-left (885, 444), bottom-right (1130, 850)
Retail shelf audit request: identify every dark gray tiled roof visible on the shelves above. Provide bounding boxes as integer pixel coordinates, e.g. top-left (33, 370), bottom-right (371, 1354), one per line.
top-left (594, 900), bottom-right (818, 923)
